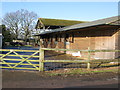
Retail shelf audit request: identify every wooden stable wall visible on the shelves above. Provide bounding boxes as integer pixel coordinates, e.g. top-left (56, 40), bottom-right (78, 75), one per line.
top-left (40, 25), bottom-right (120, 59)
top-left (65, 26), bottom-right (120, 59)
top-left (94, 35), bottom-right (116, 59)
top-left (67, 36), bottom-right (95, 59)
top-left (0, 35), bottom-right (2, 48)
top-left (115, 29), bottom-right (120, 58)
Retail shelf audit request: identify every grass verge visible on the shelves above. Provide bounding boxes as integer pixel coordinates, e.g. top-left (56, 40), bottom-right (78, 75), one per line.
top-left (45, 66), bottom-right (119, 76)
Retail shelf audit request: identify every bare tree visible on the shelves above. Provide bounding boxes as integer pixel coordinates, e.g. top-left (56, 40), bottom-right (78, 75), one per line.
top-left (2, 11), bottom-right (20, 39)
top-left (19, 9), bottom-right (38, 41)
top-left (2, 9), bottom-right (38, 41)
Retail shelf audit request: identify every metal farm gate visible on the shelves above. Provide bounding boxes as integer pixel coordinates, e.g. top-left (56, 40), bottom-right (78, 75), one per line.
top-left (0, 49), bottom-right (41, 71)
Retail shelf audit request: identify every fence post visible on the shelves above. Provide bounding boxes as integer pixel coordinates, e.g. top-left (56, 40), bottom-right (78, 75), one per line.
top-left (87, 47), bottom-right (91, 69)
top-left (39, 48), bottom-right (44, 71)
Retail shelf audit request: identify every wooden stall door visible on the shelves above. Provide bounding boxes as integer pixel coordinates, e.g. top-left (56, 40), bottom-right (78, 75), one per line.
top-left (95, 36), bottom-right (115, 59)
top-left (115, 30), bottom-right (120, 58)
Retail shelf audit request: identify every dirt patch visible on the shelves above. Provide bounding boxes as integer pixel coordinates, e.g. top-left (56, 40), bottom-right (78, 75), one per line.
top-left (2, 66), bottom-right (119, 88)
top-left (44, 50), bottom-right (81, 60)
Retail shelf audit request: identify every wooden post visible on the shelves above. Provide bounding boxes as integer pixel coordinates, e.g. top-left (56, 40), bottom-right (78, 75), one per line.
top-left (87, 47), bottom-right (91, 69)
top-left (39, 38), bottom-right (44, 71)
top-left (39, 48), bottom-right (44, 71)
top-left (63, 34), bottom-right (66, 53)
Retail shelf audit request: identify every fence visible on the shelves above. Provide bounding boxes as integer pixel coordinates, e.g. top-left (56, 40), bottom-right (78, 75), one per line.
top-left (0, 48), bottom-right (120, 71)
top-left (39, 48), bottom-right (120, 71)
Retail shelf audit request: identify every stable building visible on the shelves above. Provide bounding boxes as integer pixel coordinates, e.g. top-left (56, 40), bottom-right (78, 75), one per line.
top-left (36, 16), bottom-right (120, 59)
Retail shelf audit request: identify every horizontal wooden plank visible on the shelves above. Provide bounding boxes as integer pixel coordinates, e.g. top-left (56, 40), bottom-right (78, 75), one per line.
top-left (0, 67), bottom-right (39, 70)
top-left (0, 63), bottom-right (39, 66)
top-left (42, 48), bottom-right (120, 52)
top-left (0, 49), bottom-right (39, 52)
top-left (89, 50), bottom-right (120, 52)
top-left (44, 59), bottom-right (120, 63)
top-left (1, 48), bottom-right (120, 52)
top-left (1, 59), bottom-right (119, 63)
top-left (0, 58), bottom-right (39, 62)
top-left (0, 54), bottom-right (39, 57)
top-left (91, 59), bottom-right (120, 62)
top-left (42, 48), bottom-right (88, 52)
top-left (44, 60), bottom-right (89, 63)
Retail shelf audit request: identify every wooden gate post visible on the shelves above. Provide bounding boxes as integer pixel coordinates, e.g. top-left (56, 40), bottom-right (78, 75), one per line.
top-left (39, 48), bottom-right (44, 71)
top-left (39, 38), bottom-right (44, 71)
top-left (87, 47), bottom-right (91, 69)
